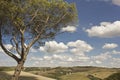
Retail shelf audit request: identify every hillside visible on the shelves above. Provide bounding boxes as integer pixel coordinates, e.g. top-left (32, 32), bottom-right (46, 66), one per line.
top-left (0, 66), bottom-right (120, 80)
top-left (24, 66), bottom-right (120, 80)
top-left (0, 71), bottom-right (56, 80)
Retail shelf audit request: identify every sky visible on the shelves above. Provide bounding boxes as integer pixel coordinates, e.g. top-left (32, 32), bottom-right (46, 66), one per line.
top-left (0, 0), bottom-right (120, 68)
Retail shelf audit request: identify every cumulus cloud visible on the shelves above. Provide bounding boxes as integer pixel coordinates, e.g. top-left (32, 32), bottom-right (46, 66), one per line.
top-left (92, 52), bottom-right (112, 62)
top-left (4, 44), bottom-right (13, 49)
top-left (67, 40), bottom-right (93, 55)
top-left (43, 56), bottom-right (52, 60)
top-left (112, 50), bottom-right (120, 54)
top-left (23, 50), bottom-right (120, 67)
top-left (86, 21), bottom-right (120, 38)
top-left (86, 0), bottom-right (120, 6)
top-left (52, 54), bottom-right (67, 60)
top-left (102, 43), bottom-right (118, 49)
top-left (40, 40), bottom-right (93, 55)
top-left (67, 57), bottom-right (74, 62)
top-left (112, 0), bottom-right (120, 6)
top-left (110, 58), bottom-right (120, 68)
top-left (30, 47), bottom-right (38, 53)
top-left (30, 57), bottom-right (43, 61)
top-left (40, 41), bottom-right (68, 53)
top-left (61, 25), bottom-right (77, 33)
top-left (78, 56), bottom-right (90, 61)
top-left (112, 58), bottom-right (120, 63)
top-left (95, 60), bottom-right (102, 64)
top-left (91, 50), bottom-right (120, 66)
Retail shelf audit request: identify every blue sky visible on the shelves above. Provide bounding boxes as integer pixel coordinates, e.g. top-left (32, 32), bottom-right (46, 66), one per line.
top-left (0, 0), bottom-right (120, 68)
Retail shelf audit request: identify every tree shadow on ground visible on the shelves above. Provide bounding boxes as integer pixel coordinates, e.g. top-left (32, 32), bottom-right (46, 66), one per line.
top-left (0, 71), bottom-right (38, 80)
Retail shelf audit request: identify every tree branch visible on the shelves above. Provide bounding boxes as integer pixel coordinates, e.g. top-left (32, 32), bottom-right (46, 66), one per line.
top-left (27, 13), bottom-right (67, 50)
top-left (0, 22), bottom-right (20, 63)
top-left (51, 13), bottom-right (67, 28)
top-left (26, 9), bottom-right (39, 27)
top-left (20, 31), bottom-right (26, 59)
top-left (27, 16), bottom-right (50, 49)
top-left (13, 36), bottom-right (21, 55)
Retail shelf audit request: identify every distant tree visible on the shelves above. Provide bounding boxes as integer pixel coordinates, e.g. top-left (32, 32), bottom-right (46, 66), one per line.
top-left (0, 0), bottom-right (78, 80)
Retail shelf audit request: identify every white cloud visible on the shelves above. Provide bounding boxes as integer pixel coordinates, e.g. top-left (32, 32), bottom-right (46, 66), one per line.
top-left (61, 25), bottom-right (77, 33)
top-left (67, 57), bottom-right (74, 62)
top-left (15, 54), bottom-right (21, 58)
top-left (0, 53), bottom-right (16, 66)
top-left (95, 60), bottom-right (102, 64)
top-left (43, 56), bottom-right (52, 60)
top-left (67, 40), bottom-right (93, 55)
top-left (4, 44), bottom-right (13, 50)
top-left (112, 58), bottom-right (120, 63)
top-left (30, 47), bottom-right (38, 53)
top-left (86, 21), bottom-right (120, 38)
top-left (83, 0), bottom-right (120, 6)
top-left (40, 40), bottom-right (93, 55)
top-left (45, 54), bottom-right (69, 62)
top-left (1, 41), bottom-right (120, 68)
top-left (102, 43), bottom-right (118, 49)
top-left (78, 56), bottom-right (90, 61)
top-left (90, 50), bottom-right (120, 67)
top-left (112, 50), bottom-right (120, 54)
top-left (52, 54), bottom-right (66, 60)
top-left (110, 58), bottom-right (120, 68)
top-left (0, 44), bottom-right (14, 52)
top-left (92, 52), bottom-right (112, 61)
top-left (30, 57), bottom-right (43, 61)
top-left (112, 0), bottom-right (120, 6)
top-left (40, 41), bottom-right (68, 53)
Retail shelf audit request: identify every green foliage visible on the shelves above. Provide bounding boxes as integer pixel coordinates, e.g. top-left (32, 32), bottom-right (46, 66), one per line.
top-left (0, 0), bottom-right (78, 42)
top-left (0, 0), bottom-right (78, 79)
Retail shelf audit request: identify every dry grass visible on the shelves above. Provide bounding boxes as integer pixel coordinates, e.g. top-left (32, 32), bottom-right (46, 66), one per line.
top-left (59, 72), bottom-right (90, 80)
top-left (59, 69), bottom-right (117, 80)
top-left (0, 71), bottom-right (56, 80)
top-left (90, 70), bottom-right (117, 79)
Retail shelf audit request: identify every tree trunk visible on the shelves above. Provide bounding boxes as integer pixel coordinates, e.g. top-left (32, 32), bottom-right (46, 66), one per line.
top-left (12, 60), bottom-right (25, 80)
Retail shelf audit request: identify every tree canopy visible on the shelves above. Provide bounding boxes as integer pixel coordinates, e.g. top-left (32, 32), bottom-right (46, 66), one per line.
top-left (0, 0), bottom-right (78, 79)
top-left (0, 0), bottom-right (77, 51)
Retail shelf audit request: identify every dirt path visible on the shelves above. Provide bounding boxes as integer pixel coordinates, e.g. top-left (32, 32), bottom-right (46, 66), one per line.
top-left (6, 71), bottom-right (56, 80)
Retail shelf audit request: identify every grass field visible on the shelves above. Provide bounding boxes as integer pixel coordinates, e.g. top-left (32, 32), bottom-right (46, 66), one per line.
top-left (29, 67), bottom-right (120, 80)
top-left (0, 71), bottom-right (56, 80)
top-left (59, 72), bottom-right (90, 80)
top-left (0, 66), bottom-right (120, 80)
top-left (59, 70), bottom-right (116, 80)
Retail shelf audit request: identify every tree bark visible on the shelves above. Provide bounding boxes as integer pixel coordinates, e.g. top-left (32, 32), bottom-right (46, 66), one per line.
top-left (12, 60), bottom-right (25, 80)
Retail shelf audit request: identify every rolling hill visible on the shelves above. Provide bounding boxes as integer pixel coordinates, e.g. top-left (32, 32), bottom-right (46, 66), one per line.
top-left (0, 71), bottom-right (56, 80)
top-left (0, 66), bottom-right (120, 80)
